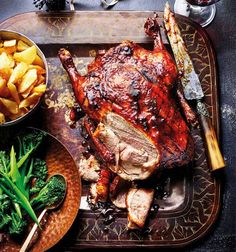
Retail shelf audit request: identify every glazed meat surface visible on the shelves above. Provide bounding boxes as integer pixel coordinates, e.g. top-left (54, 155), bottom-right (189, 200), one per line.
top-left (59, 15), bottom-right (194, 181)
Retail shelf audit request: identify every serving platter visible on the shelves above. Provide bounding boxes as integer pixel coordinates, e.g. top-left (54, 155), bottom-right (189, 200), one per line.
top-left (0, 11), bottom-right (221, 249)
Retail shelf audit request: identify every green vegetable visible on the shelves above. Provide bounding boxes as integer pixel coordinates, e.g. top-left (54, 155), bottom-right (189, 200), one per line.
top-left (9, 146), bottom-right (27, 196)
top-left (0, 172), bottom-right (39, 226)
top-left (13, 202), bottom-right (22, 218)
top-left (29, 158), bottom-right (48, 195)
top-left (32, 159), bottom-right (48, 180)
top-left (30, 179), bottom-right (46, 195)
top-left (0, 190), bottom-right (11, 230)
top-left (30, 176), bottom-right (66, 210)
top-left (17, 131), bottom-right (46, 169)
top-left (8, 211), bottom-right (27, 236)
top-left (0, 130), bottom-right (47, 235)
top-left (0, 130), bottom-right (66, 237)
top-left (0, 151), bottom-right (9, 173)
top-left (0, 213), bottom-right (11, 230)
top-left (0, 190), bottom-right (26, 235)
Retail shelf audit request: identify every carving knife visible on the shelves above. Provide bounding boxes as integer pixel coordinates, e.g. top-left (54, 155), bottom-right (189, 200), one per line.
top-left (163, 2), bottom-right (225, 170)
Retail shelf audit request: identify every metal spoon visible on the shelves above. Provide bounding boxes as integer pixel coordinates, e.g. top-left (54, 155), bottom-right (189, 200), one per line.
top-left (19, 174), bottom-right (67, 252)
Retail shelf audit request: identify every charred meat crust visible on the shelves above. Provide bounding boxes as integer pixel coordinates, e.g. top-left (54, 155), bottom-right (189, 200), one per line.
top-left (58, 14), bottom-right (194, 180)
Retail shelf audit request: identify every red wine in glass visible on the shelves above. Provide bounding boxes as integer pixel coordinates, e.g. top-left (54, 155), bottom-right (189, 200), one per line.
top-left (174, 0), bottom-right (221, 27)
top-left (187, 0), bottom-right (220, 6)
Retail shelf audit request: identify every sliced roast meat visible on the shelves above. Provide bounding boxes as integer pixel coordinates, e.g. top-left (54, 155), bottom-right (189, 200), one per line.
top-left (89, 183), bottom-right (98, 205)
top-left (110, 176), bottom-right (132, 209)
top-left (79, 155), bottom-right (101, 182)
top-left (126, 188), bottom-right (154, 229)
top-left (94, 112), bottom-right (159, 181)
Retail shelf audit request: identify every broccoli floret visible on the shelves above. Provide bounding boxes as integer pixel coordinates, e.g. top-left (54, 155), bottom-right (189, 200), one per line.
top-left (30, 178), bottom-right (46, 195)
top-left (30, 176), bottom-right (66, 210)
top-left (0, 194), bottom-right (11, 213)
top-left (17, 130), bottom-right (46, 160)
top-left (0, 151), bottom-right (9, 173)
top-left (32, 158), bottom-right (48, 180)
top-left (29, 158), bottom-right (48, 195)
top-left (0, 193), bottom-right (12, 230)
top-left (0, 213), bottom-right (11, 230)
top-left (0, 190), bottom-right (27, 235)
top-left (8, 212), bottom-right (27, 236)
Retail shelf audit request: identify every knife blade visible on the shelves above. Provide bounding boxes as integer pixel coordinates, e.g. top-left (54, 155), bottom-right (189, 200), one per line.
top-left (163, 2), bottom-right (225, 170)
top-left (164, 3), bottom-right (204, 101)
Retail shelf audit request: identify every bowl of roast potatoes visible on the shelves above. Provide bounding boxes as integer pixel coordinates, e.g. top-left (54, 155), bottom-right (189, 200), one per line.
top-left (0, 30), bottom-right (48, 126)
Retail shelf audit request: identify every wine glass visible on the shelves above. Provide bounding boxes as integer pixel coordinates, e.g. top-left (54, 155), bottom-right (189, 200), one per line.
top-left (174, 0), bottom-right (220, 27)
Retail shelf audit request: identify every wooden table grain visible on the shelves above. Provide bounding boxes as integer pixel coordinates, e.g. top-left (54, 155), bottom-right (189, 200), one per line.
top-left (0, 0), bottom-right (235, 251)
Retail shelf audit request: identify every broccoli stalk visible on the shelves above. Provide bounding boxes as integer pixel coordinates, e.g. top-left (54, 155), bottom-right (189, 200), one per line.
top-left (30, 176), bottom-right (66, 211)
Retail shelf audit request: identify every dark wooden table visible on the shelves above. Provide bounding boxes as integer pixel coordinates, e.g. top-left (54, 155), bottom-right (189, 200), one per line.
top-left (0, 0), bottom-right (235, 251)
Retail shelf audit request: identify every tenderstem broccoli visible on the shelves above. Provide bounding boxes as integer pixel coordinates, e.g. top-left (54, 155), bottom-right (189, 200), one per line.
top-left (30, 176), bottom-right (66, 211)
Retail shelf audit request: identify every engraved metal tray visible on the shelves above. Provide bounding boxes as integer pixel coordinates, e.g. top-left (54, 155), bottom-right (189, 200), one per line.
top-left (0, 11), bottom-right (221, 249)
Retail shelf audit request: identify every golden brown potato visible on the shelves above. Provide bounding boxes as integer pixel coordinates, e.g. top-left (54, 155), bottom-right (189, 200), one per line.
top-left (4, 40), bottom-right (16, 47)
top-left (21, 84), bottom-right (35, 98)
top-left (0, 38), bottom-right (46, 123)
top-left (0, 76), bottom-right (6, 92)
top-left (0, 77), bottom-right (10, 98)
top-left (28, 65), bottom-right (46, 75)
top-left (37, 75), bottom-right (45, 85)
top-left (33, 54), bottom-right (45, 68)
top-left (4, 40), bottom-right (17, 54)
top-left (0, 112), bottom-right (5, 124)
top-left (17, 40), bottom-right (30, 51)
top-left (8, 108), bottom-right (28, 121)
top-left (19, 92), bottom-right (40, 109)
top-left (7, 82), bottom-right (20, 104)
top-left (32, 84), bottom-right (46, 94)
top-left (0, 97), bottom-right (19, 114)
top-left (0, 52), bottom-right (11, 69)
top-left (8, 55), bottom-right (15, 68)
top-left (8, 62), bottom-right (28, 84)
top-left (13, 45), bottom-right (37, 64)
top-left (18, 68), bottom-right (37, 93)
top-left (0, 68), bottom-right (12, 82)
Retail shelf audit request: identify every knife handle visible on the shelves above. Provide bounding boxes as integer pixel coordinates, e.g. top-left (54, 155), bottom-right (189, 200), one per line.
top-left (199, 113), bottom-right (225, 170)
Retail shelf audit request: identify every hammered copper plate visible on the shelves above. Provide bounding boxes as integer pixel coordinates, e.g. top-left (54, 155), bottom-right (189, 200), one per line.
top-left (0, 11), bottom-right (221, 249)
top-left (0, 128), bottom-right (81, 252)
